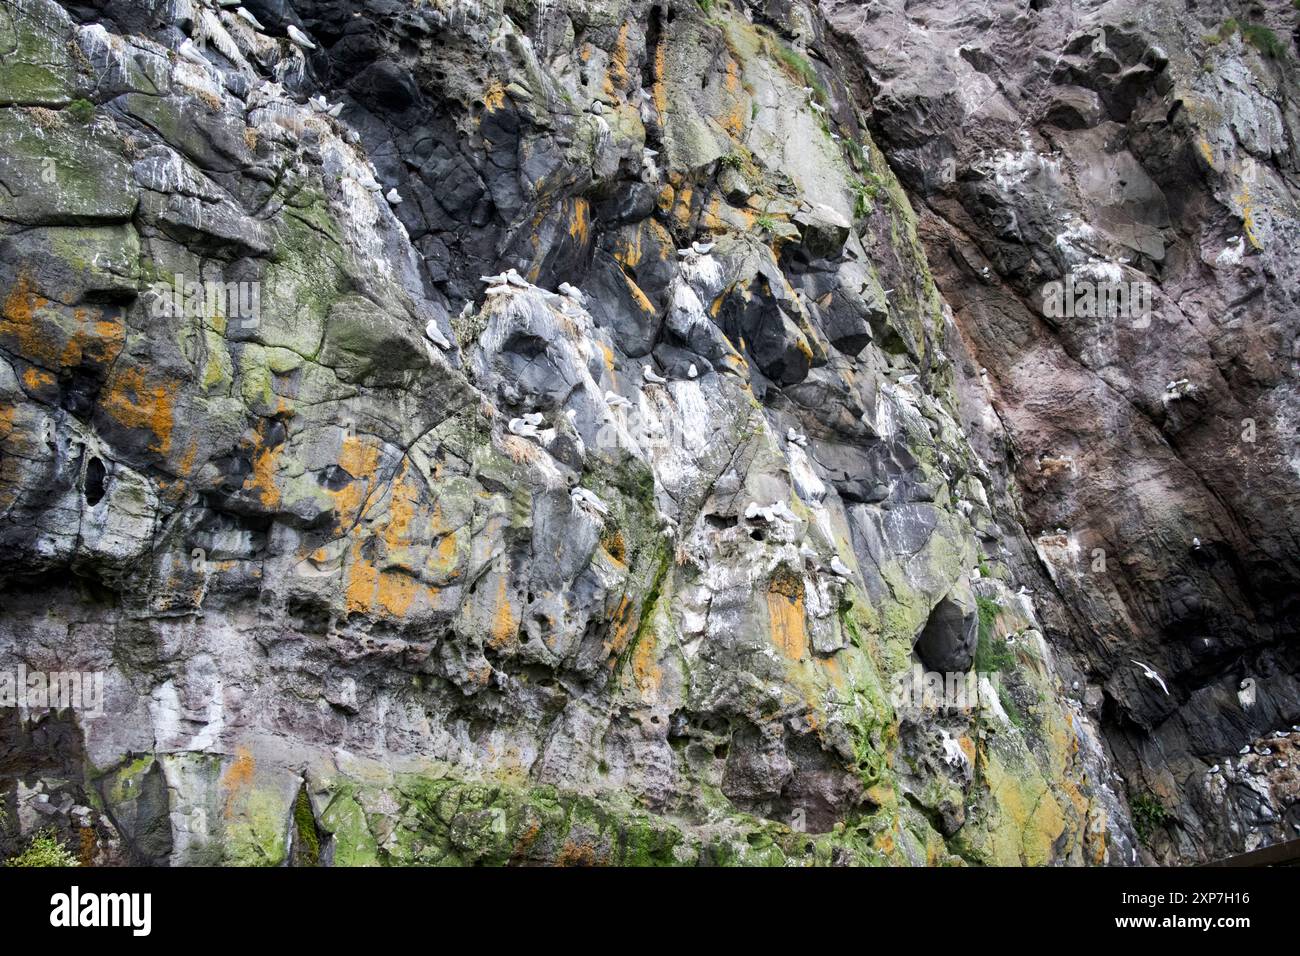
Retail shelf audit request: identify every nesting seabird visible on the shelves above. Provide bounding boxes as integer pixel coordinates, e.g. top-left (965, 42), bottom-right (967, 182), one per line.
top-left (604, 390), bottom-right (633, 409)
top-left (570, 487), bottom-right (609, 517)
top-left (643, 365), bottom-right (667, 385)
top-left (521, 412), bottom-right (545, 427)
top-left (786, 427), bottom-right (808, 447)
top-left (558, 282), bottom-right (586, 304)
top-left (508, 418), bottom-right (540, 438)
top-left (424, 320), bottom-right (450, 349)
top-left (687, 364), bottom-right (698, 379)
top-left (385, 188), bottom-right (402, 205)
top-left (1130, 659), bottom-right (1169, 695)
top-left (829, 556), bottom-right (853, 578)
top-left (287, 24), bottom-right (317, 49)
top-left (236, 7), bottom-right (264, 29)
top-left (691, 240), bottom-right (715, 255)
top-left (178, 38), bottom-right (208, 66)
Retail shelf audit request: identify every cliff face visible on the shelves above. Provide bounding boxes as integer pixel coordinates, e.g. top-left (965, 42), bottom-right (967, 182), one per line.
top-left (0, 0), bottom-right (1292, 866)
top-left (822, 0), bottom-right (1300, 861)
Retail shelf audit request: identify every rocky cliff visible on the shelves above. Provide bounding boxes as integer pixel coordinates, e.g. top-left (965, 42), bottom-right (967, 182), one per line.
top-left (0, 0), bottom-right (1294, 866)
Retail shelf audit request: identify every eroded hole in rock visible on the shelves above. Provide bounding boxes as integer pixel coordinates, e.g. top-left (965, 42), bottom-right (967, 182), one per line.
top-left (914, 597), bottom-right (978, 673)
top-left (84, 457), bottom-right (106, 506)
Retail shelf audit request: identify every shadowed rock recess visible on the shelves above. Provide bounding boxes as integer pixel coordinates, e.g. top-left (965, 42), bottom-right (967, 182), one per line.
top-left (0, 0), bottom-right (1294, 866)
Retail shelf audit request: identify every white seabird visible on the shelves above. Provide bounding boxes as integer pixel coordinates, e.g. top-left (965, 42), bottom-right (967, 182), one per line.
top-left (604, 390), bottom-right (633, 409)
top-left (424, 320), bottom-right (450, 349)
top-left (521, 412), bottom-right (545, 427)
top-left (178, 39), bottom-right (208, 66)
top-left (507, 418), bottom-right (540, 438)
top-left (236, 7), bottom-right (264, 29)
top-left (692, 240), bottom-right (715, 255)
top-left (687, 364), bottom-right (698, 379)
top-left (385, 188), bottom-right (402, 205)
top-left (1130, 659), bottom-right (1169, 695)
top-left (829, 556), bottom-right (853, 578)
top-left (786, 427), bottom-right (808, 447)
top-left (570, 487), bottom-right (609, 517)
top-left (642, 365), bottom-right (667, 385)
top-left (287, 24), bottom-right (317, 49)
top-left (558, 282), bottom-right (586, 305)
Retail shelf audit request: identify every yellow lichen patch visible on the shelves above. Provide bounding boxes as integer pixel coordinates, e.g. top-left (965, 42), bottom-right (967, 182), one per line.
top-left (1, 272), bottom-right (57, 365)
top-left (489, 574), bottom-right (517, 650)
top-left (652, 40), bottom-right (668, 117)
top-left (568, 198), bottom-right (591, 246)
top-left (481, 81), bottom-right (507, 112)
top-left (766, 576), bottom-right (808, 661)
top-left (329, 433), bottom-right (381, 525)
top-left (604, 23), bottom-right (631, 97)
top-left (383, 461), bottom-right (420, 546)
top-left (669, 185), bottom-right (695, 232)
top-left (1198, 138), bottom-right (1215, 168)
top-left (600, 528), bottom-right (627, 564)
top-left (720, 60), bottom-right (747, 137)
top-left (374, 569), bottom-right (421, 618)
top-left (983, 753), bottom-right (1068, 866)
top-left (818, 654), bottom-right (846, 688)
top-left (221, 746), bottom-right (255, 818)
top-left (343, 545), bottom-right (379, 616)
top-left (431, 531), bottom-right (459, 574)
top-left (248, 429), bottom-right (283, 509)
top-left (603, 594), bottom-right (635, 665)
top-left (100, 365), bottom-right (176, 456)
top-left (631, 624), bottom-right (662, 696)
top-left (1232, 182), bottom-right (1262, 249)
top-left (21, 366), bottom-right (54, 392)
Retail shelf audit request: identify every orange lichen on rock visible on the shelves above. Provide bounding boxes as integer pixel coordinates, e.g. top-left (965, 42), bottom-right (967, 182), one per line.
top-left (1, 272), bottom-right (57, 365)
top-left (603, 594), bottom-right (634, 666)
top-left (604, 23), bottom-right (631, 96)
top-left (631, 623), bottom-right (662, 695)
top-left (489, 574), bottom-right (517, 649)
top-left (222, 746), bottom-right (255, 817)
top-left (568, 198), bottom-right (591, 246)
top-left (100, 365), bottom-right (176, 456)
top-left (766, 575), bottom-right (808, 661)
top-left (247, 424), bottom-right (283, 508)
top-left (329, 433), bottom-right (381, 525)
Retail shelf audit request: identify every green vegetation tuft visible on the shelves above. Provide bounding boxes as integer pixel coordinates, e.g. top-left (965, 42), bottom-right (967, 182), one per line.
top-left (293, 788), bottom-right (321, 865)
top-left (1242, 23), bottom-right (1285, 58)
top-left (973, 597), bottom-right (1015, 672)
top-left (4, 828), bottom-right (80, 867)
top-left (66, 98), bottom-right (94, 123)
top-left (1207, 18), bottom-right (1287, 58)
top-left (1131, 793), bottom-right (1171, 842)
top-left (754, 214), bottom-right (778, 233)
